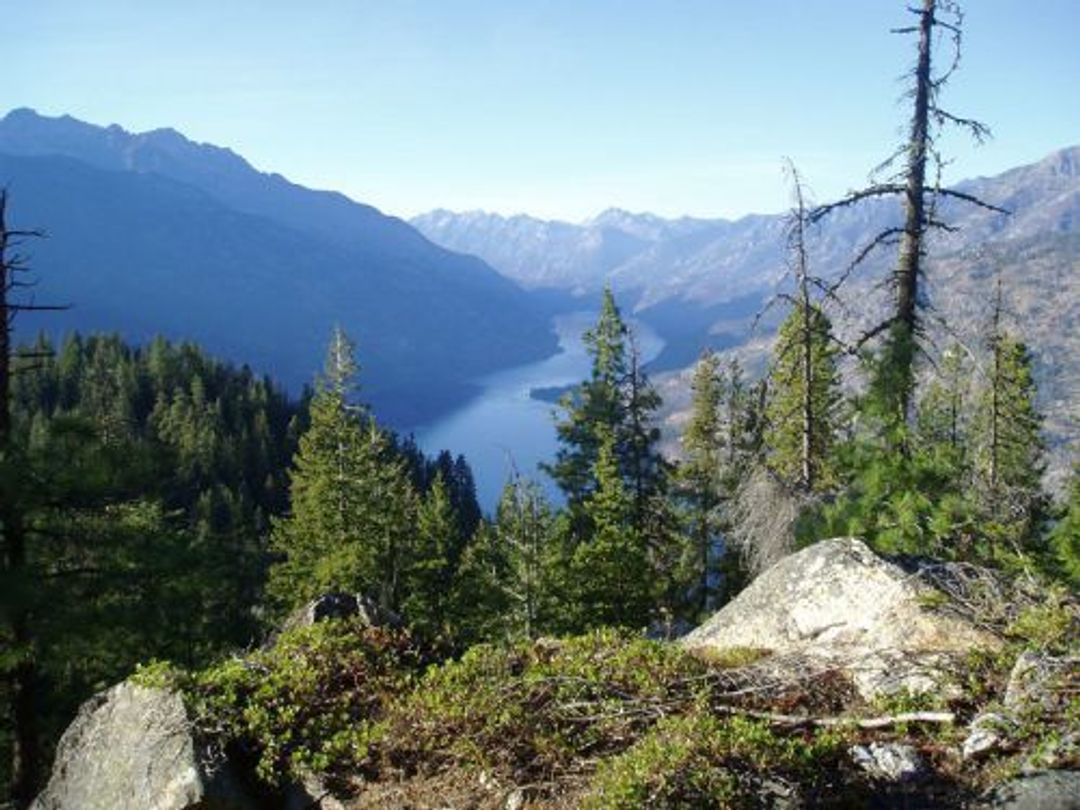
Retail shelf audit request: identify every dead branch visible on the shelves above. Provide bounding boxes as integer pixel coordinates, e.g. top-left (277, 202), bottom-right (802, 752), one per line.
top-left (710, 705), bottom-right (955, 729)
top-left (809, 184), bottom-right (905, 223)
top-left (935, 188), bottom-right (1009, 215)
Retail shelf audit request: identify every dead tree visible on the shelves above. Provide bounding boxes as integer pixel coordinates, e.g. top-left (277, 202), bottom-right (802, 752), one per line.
top-left (757, 160), bottom-right (842, 494)
top-left (810, 0), bottom-right (1006, 434)
top-left (1, 188), bottom-right (63, 807)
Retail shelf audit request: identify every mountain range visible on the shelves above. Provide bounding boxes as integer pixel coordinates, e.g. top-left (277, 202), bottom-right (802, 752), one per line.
top-left (415, 147), bottom-right (1079, 480)
top-left (1, 108), bottom-right (1075, 473)
top-left (0, 108), bottom-right (557, 427)
top-left (413, 147), bottom-right (1077, 313)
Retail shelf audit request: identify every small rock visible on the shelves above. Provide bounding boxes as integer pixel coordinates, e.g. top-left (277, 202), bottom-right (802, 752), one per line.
top-left (504, 787), bottom-right (526, 810)
top-left (963, 712), bottom-right (1014, 760)
top-left (850, 742), bottom-right (926, 783)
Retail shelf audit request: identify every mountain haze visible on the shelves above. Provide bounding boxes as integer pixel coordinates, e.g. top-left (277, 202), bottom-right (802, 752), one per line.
top-left (0, 109), bottom-right (557, 426)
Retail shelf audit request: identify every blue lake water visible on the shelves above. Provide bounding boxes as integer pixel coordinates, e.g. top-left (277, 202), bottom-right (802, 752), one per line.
top-left (415, 311), bottom-right (663, 513)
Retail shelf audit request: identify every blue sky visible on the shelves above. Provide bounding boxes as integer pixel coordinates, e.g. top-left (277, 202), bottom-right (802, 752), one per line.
top-left (6, 1), bottom-right (1078, 221)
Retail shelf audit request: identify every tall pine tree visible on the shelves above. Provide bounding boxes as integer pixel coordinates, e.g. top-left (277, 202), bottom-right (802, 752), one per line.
top-left (675, 349), bottom-right (726, 619)
top-left (972, 290), bottom-right (1046, 559)
top-left (763, 304), bottom-right (841, 492)
top-left (267, 327), bottom-right (417, 615)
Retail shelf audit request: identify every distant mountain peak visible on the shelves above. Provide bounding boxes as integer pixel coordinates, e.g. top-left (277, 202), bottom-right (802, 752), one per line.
top-left (0, 108), bottom-right (558, 426)
top-left (588, 207), bottom-right (658, 224)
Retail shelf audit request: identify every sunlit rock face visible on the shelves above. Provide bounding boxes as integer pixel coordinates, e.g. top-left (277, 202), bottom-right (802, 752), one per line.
top-left (681, 537), bottom-right (1000, 700)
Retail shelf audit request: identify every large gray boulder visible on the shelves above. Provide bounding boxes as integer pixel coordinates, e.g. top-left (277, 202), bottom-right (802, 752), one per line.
top-left (681, 537), bottom-right (999, 700)
top-left (32, 682), bottom-right (256, 810)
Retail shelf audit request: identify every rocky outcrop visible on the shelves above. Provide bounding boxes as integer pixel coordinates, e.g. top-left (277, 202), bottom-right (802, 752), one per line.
top-left (681, 537), bottom-right (1000, 700)
top-left (31, 682), bottom-right (257, 810)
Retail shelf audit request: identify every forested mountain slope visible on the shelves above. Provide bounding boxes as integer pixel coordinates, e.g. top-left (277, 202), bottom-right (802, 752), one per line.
top-left (0, 109), bottom-right (557, 427)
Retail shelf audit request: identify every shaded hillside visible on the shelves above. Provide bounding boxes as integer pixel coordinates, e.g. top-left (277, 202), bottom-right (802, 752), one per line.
top-left (0, 110), bottom-right (557, 427)
top-left (656, 230), bottom-right (1079, 490)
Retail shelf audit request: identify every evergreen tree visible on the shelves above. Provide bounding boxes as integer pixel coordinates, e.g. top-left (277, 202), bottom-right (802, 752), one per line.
top-left (1047, 465), bottom-right (1080, 586)
top-left (494, 473), bottom-right (556, 639)
top-left (546, 287), bottom-right (628, 507)
top-left (675, 349), bottom-right (726, 619)
top-left (761, 159), bottom-right (842, 494)
top-left (972, 306), bottom-right (1047, 559)
top-left (404, 472), bottom-right (459, 638)
top-left (267, 328), bottom-right (417, 615)
top-left (447, 474), bottom-right (557, 644)
top-left (620, 333), bottom-right (668, 530)
top-left (446, 520), bottom-right (509, 645)
top-left (763, 303), bottom-right (841, 492)
top-left (916, 343), bottom-right (970, 460)
top-left (567, 426), bottom-right (652, 629)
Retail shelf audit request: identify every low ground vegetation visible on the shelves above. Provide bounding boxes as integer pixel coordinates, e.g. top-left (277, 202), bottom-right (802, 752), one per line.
top-left (130, 577), bottom-right (1075, 808)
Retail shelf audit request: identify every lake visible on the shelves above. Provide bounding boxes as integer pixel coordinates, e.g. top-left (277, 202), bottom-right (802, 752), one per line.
top-left (415, 311), bottom-right (664, 513)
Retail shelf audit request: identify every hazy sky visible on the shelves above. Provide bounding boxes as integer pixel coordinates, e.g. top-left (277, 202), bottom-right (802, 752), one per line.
top-left (6, 1), bottom-right (1078, 221)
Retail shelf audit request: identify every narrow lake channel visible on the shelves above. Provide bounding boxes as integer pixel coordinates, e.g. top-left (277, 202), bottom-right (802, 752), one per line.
top-left (415, 311), bottom-right (664, 512)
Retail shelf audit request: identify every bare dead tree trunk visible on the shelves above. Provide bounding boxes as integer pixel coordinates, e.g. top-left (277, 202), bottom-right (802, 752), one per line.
top-left (892, 0), bottom-right (935, 424)
top-left (809, 1), bottom-right (1005, 438)
top-left (789, 167), bottom-right (815, 492)
top-left (1, 190), bottom-right (59, 807)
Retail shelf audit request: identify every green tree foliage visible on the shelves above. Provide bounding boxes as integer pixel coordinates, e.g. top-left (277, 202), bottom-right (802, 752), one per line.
top-left (396, 442), bottom-right (481, 549)
top-left (267, 327), bottom-right (417, 616)
top-left (566, 426), bottom-right (652, 630)
top-left (674, 350), bottom-right (726, 620)
top-left (451, 473), bottom-right (558, 643)
top-left (2, 330), bottom-right (301, 803)
top-left (547, 288), bottom-right (629, 507)
top-left (1047, 466), bottom-right (1080, 586)
top-left (404, 472), bottom-right (461, 639)
top-left (808, 317), bottom-right (1052, 566)
top-left (971, 321), bottom-right (1047, 559)
top-left (620, 335), bottom-right (669, 529)
top-left (764, 304), bottom-right (841, 493)
top-left (916, 343), bottom-right (970, 465)
top-left (544, 289), bottom-right (669, 631)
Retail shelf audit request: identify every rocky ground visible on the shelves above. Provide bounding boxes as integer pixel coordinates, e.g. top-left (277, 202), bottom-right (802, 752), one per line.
top-left (31, 539), bottom-right (1078, 809)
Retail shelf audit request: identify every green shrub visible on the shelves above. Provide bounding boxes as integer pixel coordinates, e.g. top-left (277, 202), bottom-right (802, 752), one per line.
top-left (381, 629), bottom-right (710, 780)
top-left (1005, 591), bottom-right (1077, 653)
top-left (185, 618), bottom-right (424, 784)
top-left (583, 712), bottom-right (853, 809)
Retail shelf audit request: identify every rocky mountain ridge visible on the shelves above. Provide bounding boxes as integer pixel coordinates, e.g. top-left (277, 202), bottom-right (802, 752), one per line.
top-left (0, 109), bottom-right (558, 426)
top-left (413, 146), bottom-right (1078, 314)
